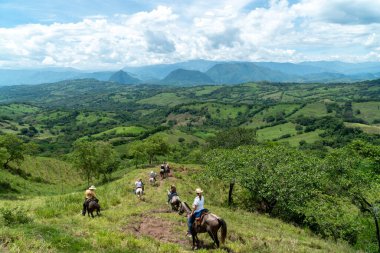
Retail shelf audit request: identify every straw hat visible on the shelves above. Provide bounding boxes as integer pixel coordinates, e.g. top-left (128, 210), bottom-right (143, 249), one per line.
top-left (195, 188), bottom-right (203, 193)
top-left (89, 185), bottom-right (96, 190)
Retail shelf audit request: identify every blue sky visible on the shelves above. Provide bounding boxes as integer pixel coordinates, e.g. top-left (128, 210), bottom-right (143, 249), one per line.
top-left (0, 0), bottom-right (379, 69)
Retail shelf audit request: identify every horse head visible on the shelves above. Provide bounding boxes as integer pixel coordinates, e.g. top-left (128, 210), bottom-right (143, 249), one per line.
top-left (178, 201), bottom-right (190, 215)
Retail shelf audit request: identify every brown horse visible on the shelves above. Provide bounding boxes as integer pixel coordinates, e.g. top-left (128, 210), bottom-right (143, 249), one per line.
top-left (178, 202), bottom-right (227, 250)
top-left (87, 199), bottom-right (101, 218)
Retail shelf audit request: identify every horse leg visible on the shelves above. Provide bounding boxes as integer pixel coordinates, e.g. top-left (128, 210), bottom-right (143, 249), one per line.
top-left (192, 233), bottom-right (197, 250)
top-left (207, 230), bottom-right (217, 248)
top-left (90, 211), bottom-right (94, 218)
top-left (213, 229), bottom-right (220, 248)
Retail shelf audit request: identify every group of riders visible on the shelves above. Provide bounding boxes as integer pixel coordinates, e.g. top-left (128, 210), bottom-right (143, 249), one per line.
top-left (81, 162), bottom-right (208, 238)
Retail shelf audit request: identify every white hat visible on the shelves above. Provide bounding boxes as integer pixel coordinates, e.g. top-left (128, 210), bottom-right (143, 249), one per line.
top-left (195, 188), bottom-right (203, 193)
top-left (89, 185), bottom-right (96, 190)
top-left (151, 171), bottom-right (154, 173)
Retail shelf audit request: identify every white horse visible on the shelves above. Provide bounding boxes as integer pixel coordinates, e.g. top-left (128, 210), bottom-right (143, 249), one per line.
top-left (149, 177), bottom-right (156, 186)
top-left (135, 188), bottom-right (143, 199)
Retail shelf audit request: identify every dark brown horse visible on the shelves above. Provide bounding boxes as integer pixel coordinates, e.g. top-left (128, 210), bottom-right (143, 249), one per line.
top-left (178, 202), bottom-right (227, 249)
top-left (87, 199), bottom-right (101, 218)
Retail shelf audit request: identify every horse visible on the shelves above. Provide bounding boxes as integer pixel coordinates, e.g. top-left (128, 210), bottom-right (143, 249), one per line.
top-left (160, 166), bottom-right (166, 180)
top-left (167, 190), bottom-right (181, 211)
top-left (135, 187), bottom-right (144, 200)
top-left (86, 199), bottom-right (101, 218)
top-left (149, 176), bottom-right (156, 186)
top-left (165, 164), bottom-right (171, 177)
top-left (178, 202), bottom-right (227, 250)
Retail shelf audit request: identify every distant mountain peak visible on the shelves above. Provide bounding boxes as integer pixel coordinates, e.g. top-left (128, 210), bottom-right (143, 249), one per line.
top-left (108, 70), bottom-right (140, 85)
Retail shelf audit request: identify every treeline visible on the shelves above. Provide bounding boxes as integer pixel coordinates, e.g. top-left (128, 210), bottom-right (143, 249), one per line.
top-left (203, 140), bottom-right (380, 252)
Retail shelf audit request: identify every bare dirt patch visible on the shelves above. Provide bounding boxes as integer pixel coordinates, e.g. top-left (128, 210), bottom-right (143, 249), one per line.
top-left (124, 211), bottom-right (189, 245)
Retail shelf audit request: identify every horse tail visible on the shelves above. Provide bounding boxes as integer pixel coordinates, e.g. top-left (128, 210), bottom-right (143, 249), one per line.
top-left (219, 218), bottom-right (227, 244)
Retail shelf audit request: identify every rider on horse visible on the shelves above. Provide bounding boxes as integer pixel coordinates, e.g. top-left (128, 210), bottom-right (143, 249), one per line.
top-left (187, 188), bottom-right (205, 236)
top-left (165, 162), bottom-right (171, 175)
top-left (135, 178), bottom-right (144, 193)
top-left (82, 185), bottom-right (98, 216)
top-left (167, 185), bottom-right (178, 204)
top-left (150, 171), bottom-right (157, 181)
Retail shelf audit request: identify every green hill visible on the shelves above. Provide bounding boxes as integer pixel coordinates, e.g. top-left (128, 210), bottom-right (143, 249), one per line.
top-left (0, 156), bottom-right (82, 197)
top-left (162, 69), bottom-right (215, 85)
top-left (206, 63), bottom-right (293, 84)
top-left (109, 70), bottom-right (140, 85)
top-left (0, 164), bottom-right (355, 252)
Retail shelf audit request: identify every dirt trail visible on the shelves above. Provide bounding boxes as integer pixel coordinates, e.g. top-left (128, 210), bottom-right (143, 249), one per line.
top-left (125, 211), bottom-right (189, 245)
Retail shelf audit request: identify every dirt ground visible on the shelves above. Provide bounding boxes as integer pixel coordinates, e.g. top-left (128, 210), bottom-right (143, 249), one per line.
top-left (125, 210), bottom-right (189, 246)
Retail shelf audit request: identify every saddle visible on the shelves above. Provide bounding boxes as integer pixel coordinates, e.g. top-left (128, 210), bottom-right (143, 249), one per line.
top-left (195, 209), bottom-right (209, 226)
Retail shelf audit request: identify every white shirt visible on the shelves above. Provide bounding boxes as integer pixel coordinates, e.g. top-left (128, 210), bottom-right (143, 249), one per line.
top-left (192, 195), bottom-right (204, 211)
top-left (135, 181), bottom-right (143, 188)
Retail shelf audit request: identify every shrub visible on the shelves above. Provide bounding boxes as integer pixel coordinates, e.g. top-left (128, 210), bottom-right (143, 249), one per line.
top-left (0, 207), bottom-right (32, 226)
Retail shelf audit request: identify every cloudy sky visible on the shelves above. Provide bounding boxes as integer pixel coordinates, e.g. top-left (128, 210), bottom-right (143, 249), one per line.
top-left (0, 0), bottom-right (380, 70)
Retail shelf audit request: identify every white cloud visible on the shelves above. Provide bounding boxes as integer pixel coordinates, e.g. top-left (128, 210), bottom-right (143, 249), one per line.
top-left (1, 1), bottom-right (380, 69)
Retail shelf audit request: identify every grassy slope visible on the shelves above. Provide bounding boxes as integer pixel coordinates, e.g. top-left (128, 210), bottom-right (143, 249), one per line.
top-left (245, 104), bottom-right (300, 128)
top-left (344, 122), bottom-right (380, 135)
top-left (137, 93), bottom-right (193, 107)
top-left (279, 130), bottom-right (324, 147)
top-left (352, 102), bottom-right (380, 123)
top-left (256, 122), bottom-right (297, 141)
top-left (92, 126), bottom-right (147, 138)
top-left (289, 102), bottom-right (332, 119)
top-left (0, 156), bottom-right (82, 197)
top-left (0, 164), bottom-right (355, 253)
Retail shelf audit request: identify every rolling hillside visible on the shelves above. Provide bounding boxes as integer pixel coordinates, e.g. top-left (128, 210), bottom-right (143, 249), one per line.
top-left (0, 162), bottom-right (356, 252)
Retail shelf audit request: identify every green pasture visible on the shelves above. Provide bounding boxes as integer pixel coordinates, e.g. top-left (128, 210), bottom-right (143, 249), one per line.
top-left (137, 93), bottom-right (193, 107)
top-left (187, 86), bottom-right (222, 96)
top-left (182, 103), bottom-right (249, 120)
top-left (279, 130), bottom-right (324, 147)
top-left (154, 130), bottom-right (204, 145)
top-left (192, 130), bottom-right (216, 140)
top-left (289, 102), bottom-right (332, 119)
top-left (344, 122), bottom-right (380, 135)
top-left (256, 122), bottom-right (297, 141)
top-left (0, 156), bottom-right (82, 197)
top-left (76, 112), bottom-right (115, 125)
top-left (92, 126), bottom-right (147, 138)
top-left (0, 104), bottom-right (39, 118)
top-left (352, 102), bottom-right (380, 124)
top-left (244, 104), bottom-right (300, 128)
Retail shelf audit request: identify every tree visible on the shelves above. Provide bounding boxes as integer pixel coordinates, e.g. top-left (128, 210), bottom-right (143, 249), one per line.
top-left (205, 144), bottom-right (326, 221)
top-left (129, 141), bottom-right (148, 168)
top-left (0, 147), bottom-right (9, 167)
top-left (72, 140), bottom-right (98, 186)
top-left (72, 140), bottom-right (120, 185)
top-left (325, 141), bottom-right (380, 251)
top-left (206, 128), bottom-right (257, 205)
top-left (95, 141), bottom-right (120, 182)
top-left (205, 148), bottom-right (249, 206)
top-left (0, 134), bottom-right (25, 169)
top-left (144, 135), bottom-right (169, 164)
top-left (207, 128), bottom-right (256, 149)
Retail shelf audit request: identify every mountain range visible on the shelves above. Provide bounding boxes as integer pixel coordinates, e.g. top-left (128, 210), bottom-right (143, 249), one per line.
top-left (1, 60), bottom-right (380, 86)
